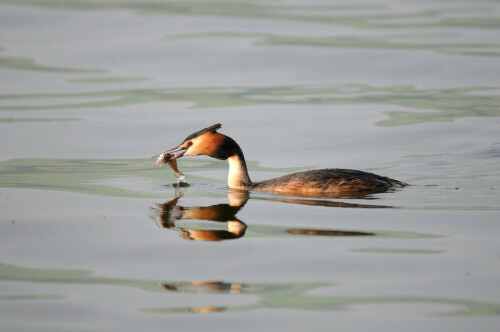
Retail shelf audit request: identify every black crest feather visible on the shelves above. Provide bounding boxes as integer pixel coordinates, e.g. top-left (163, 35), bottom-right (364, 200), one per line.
top-left (184, 123), bottom-right (221, 141)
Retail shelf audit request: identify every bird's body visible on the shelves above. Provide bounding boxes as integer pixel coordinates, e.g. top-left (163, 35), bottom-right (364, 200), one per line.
top-left (251, 168), bottom-right (405, 196)
top-left (153, 123), bottom-right (406, 196)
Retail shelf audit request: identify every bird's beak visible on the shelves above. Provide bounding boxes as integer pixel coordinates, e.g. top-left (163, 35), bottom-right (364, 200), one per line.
top-left (151, 145), bottom-right (188, 161)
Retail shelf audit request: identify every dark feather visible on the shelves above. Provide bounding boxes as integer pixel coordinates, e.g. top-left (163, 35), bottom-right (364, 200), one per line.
top-left (184, 123), bottom-right (221, 141)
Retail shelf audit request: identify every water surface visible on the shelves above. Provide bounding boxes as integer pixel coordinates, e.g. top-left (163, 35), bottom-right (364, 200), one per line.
top-left (1, 1), bottom-right (500, 331)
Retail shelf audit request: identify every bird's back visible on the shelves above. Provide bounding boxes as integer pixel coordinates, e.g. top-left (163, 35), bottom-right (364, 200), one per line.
top-left (252, 168), bottom-right (406, 196)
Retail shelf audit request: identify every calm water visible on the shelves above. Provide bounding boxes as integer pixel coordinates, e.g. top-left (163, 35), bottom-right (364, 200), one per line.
top-left (1, 1), bottom-right (500, 331)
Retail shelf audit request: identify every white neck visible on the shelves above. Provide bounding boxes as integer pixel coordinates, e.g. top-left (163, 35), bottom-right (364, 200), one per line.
top-left (227, 153), bottom-right (252, 190)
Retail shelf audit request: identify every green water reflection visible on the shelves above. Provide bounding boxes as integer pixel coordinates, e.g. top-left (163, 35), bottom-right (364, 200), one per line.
top-left (0, 118), bottom-right (79, 124)
top-left (351, 248), bottom-right (445, 254)
top-left (0, 158), bottom-right (306, 198)
top-left (68, 77), bottom-right (150, 84)
top-left (0, 56), bottom-right (103, 73)
top-left (0, 294), bottom-right (62, 301)
top-left (3, 0), bottom-right (500, 30)
top-left (166, 31), bottom-right (500, 57)
top-left (1, 263), bottom-right (498, 317)
top-left (2, 84), bottom-right (499, 126)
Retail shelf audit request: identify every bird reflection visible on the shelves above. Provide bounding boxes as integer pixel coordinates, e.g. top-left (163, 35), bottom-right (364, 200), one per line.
top-left (151, 188), bottom-right (382, 241)
top-left (160, 281), bottom-right (246, 294)
top-left (152, 189), bottom-right (249, 241)
top-left (254, 196), bottom-right (392, 208)
top-left (155, 280), bottom-right (246, 313)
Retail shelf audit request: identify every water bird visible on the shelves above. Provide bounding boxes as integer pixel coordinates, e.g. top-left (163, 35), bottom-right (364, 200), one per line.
top-left (152, 123), bottom-right (406, 196)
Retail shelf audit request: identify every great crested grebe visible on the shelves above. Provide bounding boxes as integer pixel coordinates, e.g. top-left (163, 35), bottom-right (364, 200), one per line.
top-left (153, 123), bottom-right (406, 196)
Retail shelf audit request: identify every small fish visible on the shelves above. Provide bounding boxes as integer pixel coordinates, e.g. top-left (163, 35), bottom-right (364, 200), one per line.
top-left (155, 153), bottom-right (186, 183)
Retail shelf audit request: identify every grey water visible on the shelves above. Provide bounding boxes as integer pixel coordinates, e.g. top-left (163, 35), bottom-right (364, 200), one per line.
top-left (1, 1), bottom-right (500, 331)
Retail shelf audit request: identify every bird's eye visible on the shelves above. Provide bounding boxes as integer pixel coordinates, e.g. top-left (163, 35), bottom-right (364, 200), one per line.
top-left (187, 141), bottom-right (193, 146)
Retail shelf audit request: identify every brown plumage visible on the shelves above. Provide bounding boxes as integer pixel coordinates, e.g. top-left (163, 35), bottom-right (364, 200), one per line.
top-left (252, 168), bottom-right (406, 196)
top-left (153, 123), bottom-right (407, 196)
